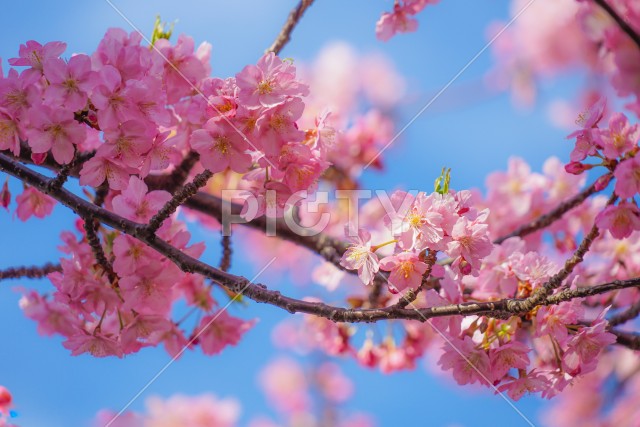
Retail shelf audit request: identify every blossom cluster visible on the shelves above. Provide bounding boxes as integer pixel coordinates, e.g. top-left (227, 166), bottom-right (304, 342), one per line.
top-left (340, 188), bottom-right (493, 291)
top-left (275, 135), bottom-right (631, 398)
top-left (20, 177), bottom-right (254, 358)
top-left (565, 98), bottom-right (640, 239)
top-left (0, 29), bottom-right (331, 219)
top-left (375, 0), bottom-right (440, 41)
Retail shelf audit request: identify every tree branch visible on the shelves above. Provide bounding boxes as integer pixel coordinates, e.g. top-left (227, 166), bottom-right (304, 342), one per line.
top-left (148, 169), bottom-right (213, 233)
top-left (493, 178), bottom-right (604, 244)
top-left (266, 0), bottom-right (316, 55)
top-left (612, 330), bottom-right (640, 351)
top-left (2, 152), bottom-right (638, 326)
top-left (0, 263), bottom-right (61, 281)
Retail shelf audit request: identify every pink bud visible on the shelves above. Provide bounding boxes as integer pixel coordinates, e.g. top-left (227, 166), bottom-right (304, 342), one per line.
top-left (459, 258), bottom-right (472, 276)
top-left (31, 152), bottom-right (48, 165)
top-left (0, 180), bottom-right (10, 210)
top-left (594, 174), bottom-right (613, 191)
top-left (0, 385), bottom-right (12, 411)
top-left (564, 161), bottom-right (591, 175)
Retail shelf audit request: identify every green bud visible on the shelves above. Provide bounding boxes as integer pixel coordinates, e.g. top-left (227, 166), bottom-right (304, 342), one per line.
top-left (434, 167), bottom-right (452, 195)
top-left (151, 15), bottom-right (175, 47)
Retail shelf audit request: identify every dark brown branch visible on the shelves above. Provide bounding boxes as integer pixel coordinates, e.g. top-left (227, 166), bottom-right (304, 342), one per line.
top-left (494, 178), bottom-right (603, 244)
top-left (3, 152), bottom-right (638, 325)
top-left (0, 263), bottom-right (61, 281)
top-left (147, 169), bottom-right (213, 233)
top-left (612, 330), bottom-right (640, 351)
top-left (593, 0), bottom-right (640, 50)
top-left (506, 193), bottom-right (616, 313)
top-left (609, 300), bottom-right (640, 327)
top-left (182, 190), bottom-right (351, 268)
top-left (220, 234), bottom-right (232, 272)
top-left (266, 0), bottom-right (316, 55)
top-left (395, 249), bottom-right (438, 309)
top-left (83, 218), bottom-right (117, 284)
top-left (162, 151), bottom-right (200, 194)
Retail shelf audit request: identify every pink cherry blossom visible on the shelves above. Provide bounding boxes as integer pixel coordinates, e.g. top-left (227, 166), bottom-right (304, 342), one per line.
top-left (497, 371), bottom-right (550, 400)
top-left (489, 341), bottom-right (530, 381)
top-left (446, 216), bottom-right (493, 274)
top-left (62, 330), bottom-right (123, 358)
top-left (614, 156), bottom-right (640, 198)
top-left (111, 176), bottom-right (171, 222)
top-left (562, 309), bottom-right (617, 376)
top-left (15, 186), bottom-right (56, 221)
top-left (0, 110), bottom-right (22, 156)
top-left (595, 112), bottom-right (639, 159)
top-left (339, 226), bottom-right (380, 285)
top-left (190, 119), bottom-right (252, 174)
top-left (43, 54), bottom-right (97, 111)
top-left (379, 251), bottom-right (428, 293)
top-left (376, 4), bottom-right (419, 41)
top-left (196, 311), bottom-right (255, 356)
top-left (236, 52), bottom-right (309, 108)
top-left (79, 152), bottom-right (137, 190)
top-left (595, 202), bottom-right (640, 239)
top-left (9, 40), bottom-right (66, 75)
top-left (256, 97), bottom-right (306, 158)
top-left (0, 386), bottom-right (13, 418)
top-left (24, 105), bottom-right (86, 164)
top-left (154, 34), bottom-right (211, 103)
top-left (438, 336), bottom-right (491, 386)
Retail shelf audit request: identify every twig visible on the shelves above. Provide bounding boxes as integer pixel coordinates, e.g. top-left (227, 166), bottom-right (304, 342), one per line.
top-left (609, 299), bottom-right (640, 327)
top-left (494, 178), bottom-right (603, 244)
top-left (266, 0), bottom-right (316, 55)
top-left (593, 0), bottom-right (640, 50)
top-left (147, 169), bottom-right (213, 233)
top-left (162, 151), bottom-right (201, 194)
top-left (83, 217), bottom-right (117, 284)
top-left (612, 330), bottom-right (640, 351)
top-left (0, 263), bottom-right (61, 281)
top-left (506, 193), bottom-right (617, 313)
top-left (219, 233), bottom-right (232, 272)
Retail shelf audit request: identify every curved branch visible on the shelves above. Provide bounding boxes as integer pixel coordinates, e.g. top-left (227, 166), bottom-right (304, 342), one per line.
top-left (2, 152), bottom-right (638, 326)
top-left (266, 0), bottom-right (316, 55)
top-left (493, 178), bottom-right (603, 244)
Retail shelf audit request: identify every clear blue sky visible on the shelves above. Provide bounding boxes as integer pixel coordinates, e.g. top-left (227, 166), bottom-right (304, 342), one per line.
top-left (0, 1), bottom-right (580, 426)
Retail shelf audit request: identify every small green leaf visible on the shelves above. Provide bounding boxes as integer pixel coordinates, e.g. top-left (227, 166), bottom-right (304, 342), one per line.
top-left (434, 167), bottom-right (452, 195)
top-left (150, 15), bottom-right (175, 47)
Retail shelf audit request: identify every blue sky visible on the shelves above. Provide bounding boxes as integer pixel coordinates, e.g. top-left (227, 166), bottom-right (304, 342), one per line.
top-left (0, 1), bottom-right (582, 426)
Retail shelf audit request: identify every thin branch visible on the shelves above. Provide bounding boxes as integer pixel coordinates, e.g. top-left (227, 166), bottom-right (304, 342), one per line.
top-left (147, 169), bottom-right (213, 233)
top-left (0, 263), bottom-right (61, 281)
top-left (493, 178), bottom-right (604, 244)
top-left (612, 330), bottom-right (640, 351)
top-left (83, 218), bottom-right (117, 284)
top-left (593, 0), bottom-right (640, 50)
top-left (609, 299), bottom-right (640, 327)
top-left (219, 233), bottom-right (232, 272)
top-left (395, 249), bottom-right (438, 308)
top-left (506, 193), bottom-right (616, 313)
top-left (266, 0), bottom-right (316, 55)
top-left (162, 151), bottom-right (201, 194)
